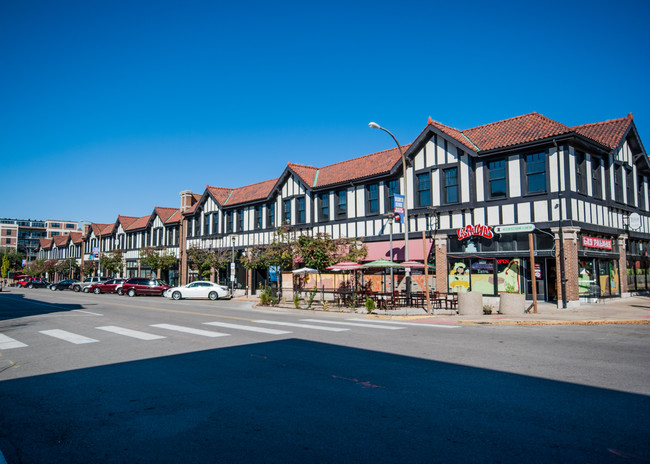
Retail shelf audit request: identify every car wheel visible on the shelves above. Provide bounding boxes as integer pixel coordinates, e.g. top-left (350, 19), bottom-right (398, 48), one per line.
top-left (50, 286), bottom-right (56, 291)
top-left (208, 291), bottom-right (218, 301)
top-left (83, 287), bottom-right (89, 293)
top-left (28, 284), bottom-right (34, 289)
top-left (93, 287), bottom-right (101, 294)
top-left (172, 291), bottom-right (182, 300)
top-left (117, 288), bottom-right (123, 295)
top-left (73, 285), bottom-right (80, 292)
top-left (128, 289), bottom-right (136, 297)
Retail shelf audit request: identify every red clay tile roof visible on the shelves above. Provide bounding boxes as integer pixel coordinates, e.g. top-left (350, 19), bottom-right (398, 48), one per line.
top-left (70, 232), bottom-right (83, 244)
top-left (53, 235), bottom-right (70, 247)
top-left (90, 223), bottom-right (113, 237)
top-left (166, 209), bottom-right (181, 224)
top-left (39, 238), bottom-right (53, 249)
top-left (126, 215), bottom-right (151, 231)
top-left (427, 112), bottom-right (633, 153)
top-left (573, 114), bottom-right (633, 150)
top-left (314, 146), bottom-right (409, 187)
top-left (154, 207), bottom-right (179, 224)
top-left (463, 112), bottom-right (572, 151)
top-left (225, 178), bottom-right (278, 206)
top-left (288, 163), bottom-right (318, 187)
top-left (117, 216), bottom-right (139, 229)
top-left (206, 186), bottom-right (232, 205)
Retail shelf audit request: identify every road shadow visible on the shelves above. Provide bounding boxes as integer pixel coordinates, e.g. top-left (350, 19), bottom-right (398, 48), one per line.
top-left (0, 291), bottom-right (86, 321)
top-left (0, 339), bottom-right (648, 463)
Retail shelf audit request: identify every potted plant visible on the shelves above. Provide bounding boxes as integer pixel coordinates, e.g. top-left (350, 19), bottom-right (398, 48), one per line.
top-left (499, 284), bottom-right (525, 315)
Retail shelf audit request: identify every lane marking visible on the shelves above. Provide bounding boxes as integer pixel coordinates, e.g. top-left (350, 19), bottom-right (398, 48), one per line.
top-left (204, 321), bottom-right (291, 335)
top-left (345, 318), bottom-right (460, 328)
top-left (96, 326), bottom-right (166, 340)
top-left (300, 319), bottom-right (405, 330)
top-left (253, 320), bottom-right (349, 332)
top-left (0, 334), bottom-right (28, 349)
top-left (75, 310), bottom-right (103, 316)
top-left (150, 324), bottom-right (229, 338)
top-left (39, 329), bottom-right (99, 344)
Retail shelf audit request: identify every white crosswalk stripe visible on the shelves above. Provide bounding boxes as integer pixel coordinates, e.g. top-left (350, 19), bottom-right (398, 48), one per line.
top-left (300, 319), bottom-right (405, 329)
top-left (345, 318), bottom-right (460, 328)
top-left (39, 329), bottom-right (99, 344)
top-left (204, 321), bottom-right (291, 335)
top-left (252, 320), bottom-right (349, 332)
top-left (0, 334), bottom-right (28, 349)
top-left (96, 326), bottom-right (166, 340)
top-left (150, 324), bottom-right (229, 338)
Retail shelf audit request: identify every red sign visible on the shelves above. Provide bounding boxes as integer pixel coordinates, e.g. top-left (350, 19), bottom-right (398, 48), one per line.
top-left (457, 224), bottom-right (493, 241)
top-left (582, 236), bottom-right (612, 250)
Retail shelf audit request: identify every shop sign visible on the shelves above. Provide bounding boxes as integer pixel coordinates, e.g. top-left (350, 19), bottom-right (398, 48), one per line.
top-left (582, 236), bottom-right (612, 250)
top-left (494, 224), bottom-right (535, 234)
top-left (393, 194), bottom-right (405, 224)
top-left (457, 224), bottom-right (493, 241)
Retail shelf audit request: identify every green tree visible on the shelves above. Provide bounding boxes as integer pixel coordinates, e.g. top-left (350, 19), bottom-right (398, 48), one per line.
top-left (187, 246), bottom-right (230, 281)
top-left (139, 247), bottom-right (178, 279)
top-left (24, 258), bottom-right (46, 277)
top-left (259, 226), bottom-right (296, 297)
top-left (100, 250), bottom-right (124, 277)
top-left (56, 258), bottom-right (79, 279)
top-left (83, 260), bottom-right (96, 277)
top-left (1, 251), bottom-right (10, 279)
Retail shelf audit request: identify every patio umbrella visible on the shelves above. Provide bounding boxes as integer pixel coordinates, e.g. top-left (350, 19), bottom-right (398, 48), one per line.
top-left (361, 259), bottom-right (404, 268)
top-left (401, 260), bottom-right (433, 268)
top-left (326, 261), bottom-right (364, 271)
top-left (291, 267), bottom-right (319, 275)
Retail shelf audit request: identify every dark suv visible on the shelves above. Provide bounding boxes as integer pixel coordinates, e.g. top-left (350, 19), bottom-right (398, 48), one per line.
top-left (121, 278), bottom-right (171, 297)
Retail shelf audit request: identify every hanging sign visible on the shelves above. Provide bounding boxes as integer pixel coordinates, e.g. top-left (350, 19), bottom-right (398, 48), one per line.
top-left (393, 194), bottom-right (405, 224)
top-left (494, 224), bottom-right (535, 234)
top-left (582, 236), bottom-right (612, 250)
top-left (457, 224), bottom-right (493, 241)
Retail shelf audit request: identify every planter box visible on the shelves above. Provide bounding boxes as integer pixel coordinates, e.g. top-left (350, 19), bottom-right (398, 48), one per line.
top-left (458, 291), bottom-right (483, 315)
top-left (499, 293), bottom-right (526, 315)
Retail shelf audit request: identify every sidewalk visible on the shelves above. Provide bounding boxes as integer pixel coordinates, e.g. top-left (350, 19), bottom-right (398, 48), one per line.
top-left (234, 294), bottom-right (650, 326)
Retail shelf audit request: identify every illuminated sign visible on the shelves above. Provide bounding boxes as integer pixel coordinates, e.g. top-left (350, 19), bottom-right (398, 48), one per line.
top-left (582, 236), bottom-right (612, 250)
top-left (457, 224), bottom-right (493, 241)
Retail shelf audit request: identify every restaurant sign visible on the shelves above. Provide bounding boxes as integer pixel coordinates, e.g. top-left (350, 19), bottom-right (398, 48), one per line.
top-left (457, 224), bottom-right (493, 241)
top-left (582, 236), bottom-right (613, 250)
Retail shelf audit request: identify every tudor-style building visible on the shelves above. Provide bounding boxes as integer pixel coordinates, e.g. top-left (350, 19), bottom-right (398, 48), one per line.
top-left (179, 112), bottom-right (648, 308)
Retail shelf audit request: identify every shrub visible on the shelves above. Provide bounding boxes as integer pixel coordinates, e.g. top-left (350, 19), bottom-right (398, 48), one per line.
top-left (322, 300), bottom-right (329, 311)
top-left (259, 287), bottom-right (272, 306)
top-left (365, 297), bottom-right (376, 314)
top-left (293, 293), bottom-right (301, 309)
top-left (307, 287), bottom-right (317, 309)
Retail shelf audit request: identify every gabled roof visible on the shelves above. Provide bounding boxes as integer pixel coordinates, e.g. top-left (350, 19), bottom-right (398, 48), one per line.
top-left (117, 215), bottom-right (139, 230)
top-left (425, 112), bottom-right (637, 154)
top-left (206, 186), bottom-right (232, 205)
top-left (314, 146), bottom-right (408, 187)
top-left (53, 235), bottom-right (70, 247)
top-left (154, 206), bottom-right (180, 224)
top-left (69, 231), bottom-right (83, 244)
top-left (287, 163), bottom-right (319, 188)
top-left (125, 215), bottom-right (151, 231)
top-left (90, 223), bottom-right (114, 237)
top-left (226, 178), bottom-right (278, 206)
top-left (39, 238), bottom-right (53, 250)
top-left (166, 209), bottom-right (181, 224)
top-left (573, 113), bottom-right (633, 150)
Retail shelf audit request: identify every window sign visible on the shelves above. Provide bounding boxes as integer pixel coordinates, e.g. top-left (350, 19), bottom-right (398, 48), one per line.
top-left (582, 236), bottom-right (612, 250)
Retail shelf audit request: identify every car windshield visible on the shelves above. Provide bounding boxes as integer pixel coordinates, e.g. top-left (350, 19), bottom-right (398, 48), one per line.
top-left (157, 280), bottom-right (168, 286)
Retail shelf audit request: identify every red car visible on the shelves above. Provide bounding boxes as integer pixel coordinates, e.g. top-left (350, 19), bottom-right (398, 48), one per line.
top-left (18, 277), bottom-right (50, 289)
top-left (89, 279), bottom-right (126, 294)
top-left (121, 278), bottom-right (171, 297)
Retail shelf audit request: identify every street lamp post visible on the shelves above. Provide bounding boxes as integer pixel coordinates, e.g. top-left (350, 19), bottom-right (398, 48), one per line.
top-left (370, 122), bottom-right (411, 298)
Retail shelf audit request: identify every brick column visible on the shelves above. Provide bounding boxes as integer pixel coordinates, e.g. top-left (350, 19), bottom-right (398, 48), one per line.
top-left (552, 226), bottom-right (580, 307)
top-left (618, 234), bottom-right (628, 296)
top-left (434, 233), bottom-right (448, 293)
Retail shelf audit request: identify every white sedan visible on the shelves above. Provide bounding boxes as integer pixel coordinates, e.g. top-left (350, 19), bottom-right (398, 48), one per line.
top-left (164, 281), bottom-right (230, 301)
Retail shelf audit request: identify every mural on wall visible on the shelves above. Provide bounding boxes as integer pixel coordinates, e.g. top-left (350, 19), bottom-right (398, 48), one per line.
top-left (449, 262), bottom-right (469, 292)
top-left (448, 258), bottom-right (523, 294)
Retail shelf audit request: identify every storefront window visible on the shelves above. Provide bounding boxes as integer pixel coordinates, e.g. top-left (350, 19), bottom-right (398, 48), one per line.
top-left (598, 260), bottom-right (620, 297)
top-left (470, 259), bottom-right (494, 295)
top-left (578, 260), bottom-right (597, 296)
top-left (497, 258), bottom-right (523, 293)
top-left (448, 259), bottom-right (470, 293)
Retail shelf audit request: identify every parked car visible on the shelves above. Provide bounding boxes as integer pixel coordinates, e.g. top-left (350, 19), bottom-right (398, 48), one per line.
top-left (50, 279), bottom-right (79, 291)
top-left (20, 277), bottom-right (50, 289)
top-left (163, 281), bottom-right (230, 301)
top-left (121, 278), bottom-right (171, 297)
top-left (89, 278), bottom-right (126, 294)
top-left (72, 277), bottom-right (109, 293)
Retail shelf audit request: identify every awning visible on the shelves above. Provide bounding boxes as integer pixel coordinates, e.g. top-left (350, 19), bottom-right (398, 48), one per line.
top-left (363, 239), bottom-right (433, 262)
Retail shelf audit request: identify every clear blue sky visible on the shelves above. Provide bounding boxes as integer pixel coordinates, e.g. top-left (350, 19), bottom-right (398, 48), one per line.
top-left (2, 0), bottom-right (648, 225)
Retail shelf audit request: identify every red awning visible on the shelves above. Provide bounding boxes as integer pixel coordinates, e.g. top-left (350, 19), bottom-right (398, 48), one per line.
top-left (363, 239), bottom-right (433, 262)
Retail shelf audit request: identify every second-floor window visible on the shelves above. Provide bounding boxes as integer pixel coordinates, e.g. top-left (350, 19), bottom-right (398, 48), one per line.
top-left (204, 213), bottom-right (210, 235)
top-left (226, 211), bottom-right (233, 233)
top-left (576, 151), bottom-right (587, 194)
top-left (283, 200), bottom-right (291, 224)
top-left (336, 190), bottom-right (347, 218)
top-left (238, 209), bottom-right (244, 231)
top-left (212, 213), bottom-right (219, 235)
top-left (297, 197), bottom-right (306, 224)
top-left (592, 157), bottom-right (602, 199)
top-left (614, 164), bottom-right (624, 203)
top-left (268, 202), bottom-right (276, 228)
top-left (638, 175), bottom-right (646, 210)
top-left (525, 152), bottom-right (547, 194)
top-left (319, 193), bottom-right (329, 222)
top-left (386, 179), bottom-right (400, 211)
top-left (417, 172), bottom-right (432, 206)
top-left (255, 205), bottom-right (263, 229)
top-left (626, 168), bottom-right (634, 206)
top-left (487, 159), bottom-right (506, 199)
top-left (366, 183), bottom-right (379, 214)
top-left (442, 168), bottom-right (458, 204)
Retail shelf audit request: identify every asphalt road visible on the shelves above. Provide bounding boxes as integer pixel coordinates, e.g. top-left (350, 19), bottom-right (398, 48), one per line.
top-left (0, 288), bottom-right (649, 463)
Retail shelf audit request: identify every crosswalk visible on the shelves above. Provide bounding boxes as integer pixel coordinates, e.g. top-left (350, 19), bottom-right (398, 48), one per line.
top-left (0, 317), bottom-right (458, 350)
